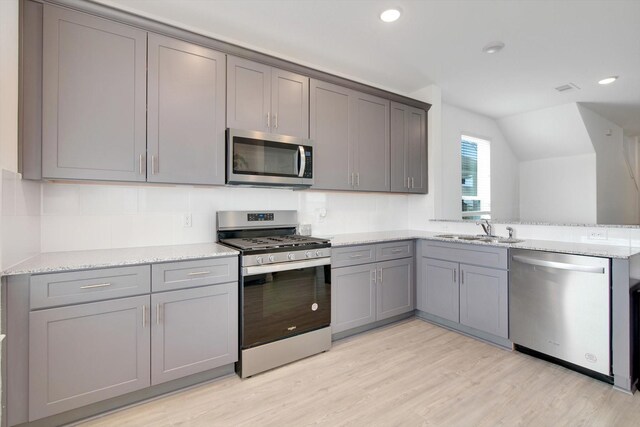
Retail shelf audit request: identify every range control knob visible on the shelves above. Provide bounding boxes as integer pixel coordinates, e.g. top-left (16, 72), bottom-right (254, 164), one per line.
top-left (315, 250), bottom-right (322, 257)
top-left (268, 255), bottom-right (275, 262)
top-left (256, 256), bottom-right (264, 265)
top-left (288, 253), bottom-right (295, 260)
top-left (305, 251), bottom-right (312, 258)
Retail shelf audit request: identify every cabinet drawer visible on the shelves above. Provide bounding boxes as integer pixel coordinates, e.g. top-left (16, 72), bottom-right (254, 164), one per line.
top-left (331, 244), bottom-right (376, 268)
top-left (421, 240), bottom-right (508, 270)
top-left (152, 257), bottom-right (238, 292)
top-left (30, 266), bottom-right (151, 309)
top-left (376, 240), bottom-right (414, 261)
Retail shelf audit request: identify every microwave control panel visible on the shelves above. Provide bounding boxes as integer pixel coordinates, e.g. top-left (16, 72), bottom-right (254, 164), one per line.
top-left (303, 148), bottom-right (313, 179)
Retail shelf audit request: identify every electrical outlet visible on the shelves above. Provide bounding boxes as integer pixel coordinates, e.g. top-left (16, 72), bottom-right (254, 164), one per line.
top-left (183, 213), bottom-right (192, 228)
top-left (588, 229), bottom-right (607, 240)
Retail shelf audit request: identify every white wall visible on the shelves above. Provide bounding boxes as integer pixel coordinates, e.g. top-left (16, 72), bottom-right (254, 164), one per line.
top-left (0, 0), bottom-right (19, 173)
top-left (439, 103), bottom-right (519, 221)
top-left (519, 154), bottom-right (597, 223)
top-left (578, 104), bottom-right (639, 224)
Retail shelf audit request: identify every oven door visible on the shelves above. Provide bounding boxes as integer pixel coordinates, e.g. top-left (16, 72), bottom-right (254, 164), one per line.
top-left (241, 258), bottom-right (330, 349)
top-left (227, 128), bottom-right (313, 187)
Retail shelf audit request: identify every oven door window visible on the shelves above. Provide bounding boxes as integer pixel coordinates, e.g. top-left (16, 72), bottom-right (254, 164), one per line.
top-left (233, 137), bottom-right (299, 177)
top-left (242, 265), bottom-right (330, 348)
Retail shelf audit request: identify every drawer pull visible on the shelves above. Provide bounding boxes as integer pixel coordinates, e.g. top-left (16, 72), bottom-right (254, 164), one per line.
top-left (391, 249), bottom-right (404, 253)
top-left (187, 271), bottom-right (211, 276)
top-left (349, 254), bottom-right (364, 259)
top-left (80, 283), bottom-right (112, 289)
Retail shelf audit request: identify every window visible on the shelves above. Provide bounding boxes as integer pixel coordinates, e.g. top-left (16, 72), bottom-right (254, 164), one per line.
top-left (461, 135), bottom-right (490, 220)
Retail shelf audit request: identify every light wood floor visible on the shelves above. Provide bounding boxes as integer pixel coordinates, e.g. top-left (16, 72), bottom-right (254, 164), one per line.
top-left (78, 319), bottom-right (640, 426)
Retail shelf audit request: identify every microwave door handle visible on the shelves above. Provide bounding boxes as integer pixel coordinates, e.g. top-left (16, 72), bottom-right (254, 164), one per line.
top-left (298, 146), bottom-right (306, 178)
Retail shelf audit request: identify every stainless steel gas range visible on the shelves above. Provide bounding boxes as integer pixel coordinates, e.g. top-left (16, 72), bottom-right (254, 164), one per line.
top-left (217, 210), bottom-right (331, 378)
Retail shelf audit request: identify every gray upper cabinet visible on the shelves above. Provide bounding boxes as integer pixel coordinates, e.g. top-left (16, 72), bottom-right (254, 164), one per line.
top-left (459, 264), bottom-right (508, 339)
top-left (151, 283), bottom-right (238, 385)
top-left (227, 56), bottom-right (309, 138)
top-left (147, 34), bottom-right (226, 185)
top-left (42, 5), bottom-right (147, 181)
top-left (310, 79), bottom-right (352, 190)
top-left (391, 102), bottom-right (427, 193)
top-left (28, 295), bottom-right (151, 421)
top-left (352, 92), bottom-right (390, 192)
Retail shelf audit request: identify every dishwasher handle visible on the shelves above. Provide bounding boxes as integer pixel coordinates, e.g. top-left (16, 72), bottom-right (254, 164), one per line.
top-left (512, 255), bottom-right (605, 274)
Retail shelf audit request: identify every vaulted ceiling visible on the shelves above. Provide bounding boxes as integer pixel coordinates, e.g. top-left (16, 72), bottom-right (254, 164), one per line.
top-left (94, 0), bottom-right (640, 135)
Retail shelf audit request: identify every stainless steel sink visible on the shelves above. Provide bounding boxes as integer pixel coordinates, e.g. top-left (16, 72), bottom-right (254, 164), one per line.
top-left (435, 234), bottom-right (524, 244)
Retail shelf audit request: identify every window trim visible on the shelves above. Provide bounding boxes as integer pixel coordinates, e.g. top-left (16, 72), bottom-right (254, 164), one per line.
top-left (460, 133), bottom-right (491, 218)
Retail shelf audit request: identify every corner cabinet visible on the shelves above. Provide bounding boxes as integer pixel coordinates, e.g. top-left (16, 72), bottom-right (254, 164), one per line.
top-left (331, 241), bottom-right (414, 337)
top-left (416, 240), bottom-right (509, 346)
top-left (227, 56), bottom-right (309, 138)
top-left (391, 102), bottom-right (427, 193)
top-left (41, 5), bottom-right (147, 181)
top-left (310, 79), bottom-right (390, 192)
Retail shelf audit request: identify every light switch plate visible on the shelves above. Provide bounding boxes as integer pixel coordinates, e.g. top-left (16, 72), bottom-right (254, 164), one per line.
top-left (587, 229), bottom-right (607, 240)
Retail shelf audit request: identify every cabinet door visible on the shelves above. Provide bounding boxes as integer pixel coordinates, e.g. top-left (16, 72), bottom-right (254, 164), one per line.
top-left (271, 68), bottom-right (309, 138)
top-left (419, 258), bottom-right (459, 323)
top-left (42, 5), bottom-right (147, 181)
top-left (390, 102), bottom-right (427, 193)
top-left (352, 92), bottom-right (390, 191)
top-left (29, 295), bottom-right (150, 421)
top-left (147, 34), bottom-right (226, 185)
top-left (331, 264), bottom-right (376, 334)
top-left (310, 79), bottom-right (352, 190)
top-left (407, 107), bottom-right (427, 193)
top-left (151, 283), bottom-right (238, 385)
top-left (377, 258), bottom-right (414, 320)
top-left (459, 264), bottom-right (508, 338)
top-left (227, 56), bottom-right (271, 132)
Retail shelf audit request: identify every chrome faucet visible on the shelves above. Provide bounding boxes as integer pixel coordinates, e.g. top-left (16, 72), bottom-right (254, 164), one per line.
top-left (506, 226), bottom-right (514, 239)
top-left (476, 219), bottom-right (493, 237)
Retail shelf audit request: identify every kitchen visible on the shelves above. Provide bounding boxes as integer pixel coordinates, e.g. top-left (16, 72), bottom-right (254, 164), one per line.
top-left (2, 3), bottom-right (638, 426)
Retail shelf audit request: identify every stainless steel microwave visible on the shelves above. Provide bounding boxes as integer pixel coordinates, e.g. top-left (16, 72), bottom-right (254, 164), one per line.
top-left (226, 128), bottom-right (314, 188)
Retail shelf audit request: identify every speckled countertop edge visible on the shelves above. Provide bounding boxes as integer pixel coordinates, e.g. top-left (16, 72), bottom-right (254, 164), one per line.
top-left (326, 230), bottom-right (640, 259)
top-left (2, 243), bottom-right (239, 276)
top-left (429, 219), bottom-right (640, 229)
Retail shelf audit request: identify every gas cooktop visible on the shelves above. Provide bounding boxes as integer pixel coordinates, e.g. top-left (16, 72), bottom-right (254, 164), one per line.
top-left (220, 235), bottom-right (329, 251)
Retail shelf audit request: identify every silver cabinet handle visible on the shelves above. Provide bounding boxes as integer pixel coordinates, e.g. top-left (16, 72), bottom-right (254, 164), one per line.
top-left (274, 113), bottom-right (278, 129)
top-left (187, 271), bottom-right (211, 276)
top-left (351, 172), bottom-right (355, 186)
top-left (379, 268), bottom-right (383, 283)
top-left (298, 146), bottom-right (306, 178)
top-left (349, 254), bottom-right (364, 259)
top-left (391, 248), bottom-right (403, 254)
top-left (461, 270), bottom-right (464, 284)
top-left (142, 305), bottom-right (148, 328)
top-left (80, 283), bottom-right (112, 289)
top-left (512, 255), bottom-right (605, 274)
top-left (453, 269), bottom-right (457, 283)
top-left (156, 303), bottom-right (162, 324)
top-left (372, 269), bottom-right (377, 283)
top-left (138, 154), bottom-right (144, 175)
top-left (267, 112), bottom-right (271, 128)
top-left (411, 177), bottom-right (415, 188)
top-left (356, 173), bottom-right (360, 187)
top-left (151, 155), bottom-right (158, 174)
top-left (407, 176), bottom-right (410, 189)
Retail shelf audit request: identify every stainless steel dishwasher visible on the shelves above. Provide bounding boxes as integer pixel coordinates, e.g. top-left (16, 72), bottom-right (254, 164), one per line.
top-left (509, 249), bottom-right (611, 377)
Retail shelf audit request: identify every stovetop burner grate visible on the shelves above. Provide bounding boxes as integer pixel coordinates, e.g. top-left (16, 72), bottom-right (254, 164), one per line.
top-left (220, 235), bottom-right (329, 250)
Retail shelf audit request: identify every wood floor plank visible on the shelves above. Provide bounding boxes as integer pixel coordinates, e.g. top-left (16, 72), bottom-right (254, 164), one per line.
top-left (77, 319), bottom-right (640, 427)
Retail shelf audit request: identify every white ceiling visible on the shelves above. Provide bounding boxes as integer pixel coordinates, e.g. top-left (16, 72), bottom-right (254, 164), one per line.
top-left (94, 0), bottom-right (640, 135)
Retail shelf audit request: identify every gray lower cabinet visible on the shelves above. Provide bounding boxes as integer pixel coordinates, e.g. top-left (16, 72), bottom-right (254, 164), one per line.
top-left (28, 295), bottom-right (151, 421)
top-left (41, 4), bottom-right (147, 181)
top-left (227, 56), bottom-right (309, 137)
top-left (390, 102), bottom-right (427, 194)
top-left (151, 284), bottom-right (238, 385)
top-left (147, 34), bottom-right (226, 185)
top-left (331, 264), bottom-right (376, 333)
top-left (331, 241), bottom-right (415, 335)
top-left (417, 240), bottom-right (509, 342)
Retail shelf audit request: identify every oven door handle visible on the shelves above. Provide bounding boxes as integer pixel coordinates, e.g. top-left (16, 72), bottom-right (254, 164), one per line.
top-left (243, 257), bottom-right (330, 275)
top-left (298, 146), bottom-right (306, 178)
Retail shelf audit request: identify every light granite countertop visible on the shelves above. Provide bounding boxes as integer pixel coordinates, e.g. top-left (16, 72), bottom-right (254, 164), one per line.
top-left (2, 243), bottom-right (238, 276)
top-left (325, 230), bottom-right (640, 259)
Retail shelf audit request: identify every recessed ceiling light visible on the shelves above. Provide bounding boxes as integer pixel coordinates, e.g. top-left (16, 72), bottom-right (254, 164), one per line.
top-left (598, 76), bottom-right (618, 85)
top-left (482, 41), bottom-right (505, 54)
top-left (380, 9), bottom-right (401, 23)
